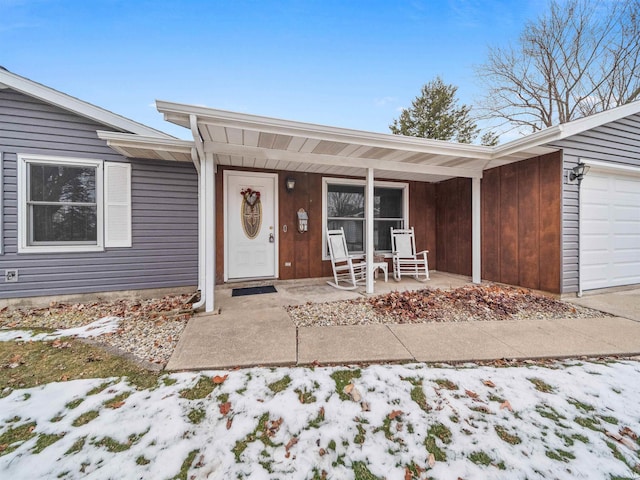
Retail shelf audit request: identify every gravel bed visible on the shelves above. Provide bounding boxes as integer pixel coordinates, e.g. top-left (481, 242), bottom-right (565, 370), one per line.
top-left (286, 285), bottom-right (609, 327)
top-left (0, 295), bottom-right (194, 366)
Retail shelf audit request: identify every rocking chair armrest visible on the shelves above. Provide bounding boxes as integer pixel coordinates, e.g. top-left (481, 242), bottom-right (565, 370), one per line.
top-left (416, 250), bottom-right (429, 256)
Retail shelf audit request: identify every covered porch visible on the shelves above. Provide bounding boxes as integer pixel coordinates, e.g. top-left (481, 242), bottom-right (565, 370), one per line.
top-left (102, 103), bottom-right (558, 313)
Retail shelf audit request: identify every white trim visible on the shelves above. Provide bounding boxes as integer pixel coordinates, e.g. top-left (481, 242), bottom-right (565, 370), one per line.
top-left (204, 153), bottom-right (216, 312)
top-left (472, 177), bottom-right (481, 284)
top-left (0, 69), bottom-right (173, 139)
top-left (581, 159), bottom-right (640, 177)
top-left (223, 170), bottom-right (279, 282)
top-left (365, 168), bottom-right (375, 294)
top-left (321, 177), bottom-right (409, 261)
top-left (17, 154), bottom-right (104, 253)
top-left (104, 162), bottom-right (132, 248)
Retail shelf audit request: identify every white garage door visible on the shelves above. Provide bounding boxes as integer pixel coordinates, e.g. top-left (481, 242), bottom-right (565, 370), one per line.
top-left (581, 169), bottom-right (640, 290)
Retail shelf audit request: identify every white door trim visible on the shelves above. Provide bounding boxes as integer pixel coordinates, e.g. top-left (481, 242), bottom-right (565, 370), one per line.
top-left (223, 170), bottom-right (279, 282)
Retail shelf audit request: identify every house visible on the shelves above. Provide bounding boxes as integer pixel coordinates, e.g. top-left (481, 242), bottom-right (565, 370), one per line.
top-left (2, 69), bottom-right (639, 311)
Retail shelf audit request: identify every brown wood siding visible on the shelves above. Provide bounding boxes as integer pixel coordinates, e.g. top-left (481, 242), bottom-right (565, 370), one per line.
top-left (435, 177), bottom-right (472, 276)
top-left (215, 166), bottom-right (436, 282)
top-left (481, 152), bottom-right (562, 292)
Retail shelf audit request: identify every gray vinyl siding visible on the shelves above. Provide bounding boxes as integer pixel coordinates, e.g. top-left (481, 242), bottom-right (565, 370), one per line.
top-left (548, 113), bottom-right (640, 294)
top-left (1, 88), bottom-right (198, 300)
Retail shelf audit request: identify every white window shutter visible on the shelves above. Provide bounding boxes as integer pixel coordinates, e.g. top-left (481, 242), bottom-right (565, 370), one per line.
top-left (104, 162), bottom-right (132, 248)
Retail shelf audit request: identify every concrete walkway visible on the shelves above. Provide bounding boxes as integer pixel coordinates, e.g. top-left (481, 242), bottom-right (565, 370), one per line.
top-left (166, 274), bottom-right (640, 370)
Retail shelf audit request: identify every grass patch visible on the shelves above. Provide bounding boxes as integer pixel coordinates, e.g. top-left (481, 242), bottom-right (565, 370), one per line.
top-left (494, 425), bottom-right (521, 444)
top-left (354, 424), bottom-right (367, 444)
top-left (0, 421), bottom-right (37, 456)
top-left (171, 449), bottom-right (200, 480)
top-left (268, 375), bottom-right (291, 393)
top-left (295, 387), bottom-right (317, 404)
top-left (231, 413), bottom-right (281, 462)
top-left (434, 378), bottom-right (458, 390)
top-left (104, 391), bottom-right (131, 408)
top-left (568, 398), bottom-right (595, 413)
top-left (0, 339), bottom-right (160, 392)
top-left (424, 423), bottom-right (451, 461)
top-left (598, 415), bottom-right (619, 425)
top-left (93, 430), bottom-right (147, 452)
top-left (469, 450), bottom-right (492, 466)
top-left (528, 377), bottom-right (554, 393)
top-left (65, 398), bottom-right (84, 409)
top-left (136, 455), bottom-right (151, 465)
top-left (575, 416), bottom-right (601, 431)
top-left (64, 436), bottom-right (86, 455)
top-left (330, 369), bottom-right (361, 400)
top-left (187, 408), bottom-right (206, 424)
top-left (50, 414), bottom-right (64, 423)
top-left (536, 404), bottom-right (566, 423)
top-left (87, 381), bottom-right (113, 396)
top-left (352, 461), bottom-right (382, 480)
top-left (72, 410), bottom-right (99, 427)
top-left (162, 377), bottom-right (178, 386)
top-left (545, 448), bottom-right (576, 462)
top-left (180, 376), bottom-right (217, 400)
top-left (32, 432), bottom-right (65, 453)
top-left (308, 407), bottom-right (325, 429)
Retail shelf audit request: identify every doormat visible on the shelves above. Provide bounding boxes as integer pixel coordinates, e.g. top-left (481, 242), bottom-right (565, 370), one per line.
top-left (231, 285), bottom-right (277, 297)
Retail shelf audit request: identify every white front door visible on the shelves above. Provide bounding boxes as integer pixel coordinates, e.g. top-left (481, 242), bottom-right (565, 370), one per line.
top-left (225, 171), bottom-right (278, 280)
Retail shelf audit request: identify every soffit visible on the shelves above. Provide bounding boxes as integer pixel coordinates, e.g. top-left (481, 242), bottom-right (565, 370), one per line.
top-left (157, 102), bottom-right (561, 181)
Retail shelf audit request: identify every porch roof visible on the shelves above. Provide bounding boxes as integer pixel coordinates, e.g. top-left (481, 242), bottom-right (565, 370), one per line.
top-left (155, 101), bottom-right (557, 182)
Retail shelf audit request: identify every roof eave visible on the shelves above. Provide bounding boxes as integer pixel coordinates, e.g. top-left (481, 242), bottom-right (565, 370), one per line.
top-left (0, 69), bottom-right (175, 139)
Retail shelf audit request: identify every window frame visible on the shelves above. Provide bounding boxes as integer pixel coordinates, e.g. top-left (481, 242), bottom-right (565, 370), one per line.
top-left (322, 177), bottom-right (409, 260)
top-left (18, 154), bottom-right (104, 253)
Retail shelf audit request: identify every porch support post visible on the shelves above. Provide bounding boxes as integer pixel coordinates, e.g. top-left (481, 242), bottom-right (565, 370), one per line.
top-left (365, 167), bottom-right (375, 294)
top-left (203, 152), bottom-right (216, 312)
top-left (471, 176), bottom-right (481, 284)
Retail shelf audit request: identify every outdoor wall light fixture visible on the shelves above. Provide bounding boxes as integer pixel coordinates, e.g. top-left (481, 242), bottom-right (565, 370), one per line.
top-left (569, 162), bottom-right (590, 182)
top-left (285, 177), bottom-right (296, 192)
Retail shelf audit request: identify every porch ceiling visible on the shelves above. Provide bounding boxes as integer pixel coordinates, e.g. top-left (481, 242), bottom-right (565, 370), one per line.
top-left (97, 131), bottom-right (194, 163)
top-left (157, 101), bottom-right (558, 182)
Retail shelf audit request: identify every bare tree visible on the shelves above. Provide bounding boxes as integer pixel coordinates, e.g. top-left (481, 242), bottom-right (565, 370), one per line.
top-left (477, 0), bottom-right (640, 132)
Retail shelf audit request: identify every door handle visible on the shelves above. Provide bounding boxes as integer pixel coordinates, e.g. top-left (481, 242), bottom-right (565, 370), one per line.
top-left (269, 233), bottom-right (275, 243)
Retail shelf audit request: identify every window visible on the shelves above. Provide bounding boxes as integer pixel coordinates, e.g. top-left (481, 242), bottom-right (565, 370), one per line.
top-left (18, 155), bottom-right (131, 253)
top-left (323, 178), bottom-right (408, 257)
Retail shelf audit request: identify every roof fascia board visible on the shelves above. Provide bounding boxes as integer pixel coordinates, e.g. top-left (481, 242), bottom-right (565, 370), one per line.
top-left (205, 141), bottom-right (483, 178)
top-left (1, 69), bottom-right (174, 139)
top-left (97, 131), bottom-right (193, 153)
top-left (157, 100), bottom-right (493, 160)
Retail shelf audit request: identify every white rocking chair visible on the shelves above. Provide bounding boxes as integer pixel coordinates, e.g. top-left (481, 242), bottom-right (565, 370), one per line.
top-left (391, 227), bottom-right (429, 282)
top-left (326, 228), bottom-right (366, 290)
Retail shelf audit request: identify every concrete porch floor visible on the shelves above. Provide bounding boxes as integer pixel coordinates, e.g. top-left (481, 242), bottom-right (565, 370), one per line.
top-left (165, 273), bottom-right (640, 370)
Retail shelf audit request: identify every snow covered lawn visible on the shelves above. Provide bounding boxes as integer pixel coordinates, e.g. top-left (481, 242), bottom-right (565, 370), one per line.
top-left (1, 360), bottom-right (639, 479)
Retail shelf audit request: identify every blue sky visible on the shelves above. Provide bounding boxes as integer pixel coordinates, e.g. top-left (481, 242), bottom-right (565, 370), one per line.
top-left (2, 0), bottom-right (547, 139)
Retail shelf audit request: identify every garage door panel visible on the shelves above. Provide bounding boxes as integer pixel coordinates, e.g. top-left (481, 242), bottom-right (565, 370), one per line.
top-left (581, 170), bottom-right (640, 290)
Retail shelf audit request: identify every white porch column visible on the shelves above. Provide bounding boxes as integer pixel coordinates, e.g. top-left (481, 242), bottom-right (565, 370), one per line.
top-left (365, 168), bottom-right (375, 293)
top-left (203, 152), bottom-right (216, 312)
top-left (472, 176), bottom-right (481, 284)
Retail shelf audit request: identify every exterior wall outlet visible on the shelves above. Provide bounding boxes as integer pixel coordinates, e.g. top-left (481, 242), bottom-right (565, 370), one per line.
top-left (5, 269), bottom-right (18, 282)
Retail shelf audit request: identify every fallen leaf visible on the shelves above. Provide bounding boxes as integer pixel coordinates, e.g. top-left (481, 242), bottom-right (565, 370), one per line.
top-left (483, 380), bottom-right (496, 388)
top-left (0, 444), bottom-right (7, 452)
top-left (285, 437), bottom-right (298, 452)
top-left (605, 430), bottom-right (638, 451)
top-left (428, 453), bottom-right (436, 468)
top-left (108, 400), bottom-right (125, 409)
top-left (350, 387), bottom-right (362, 402)
top-left (465, 389), bottom-right (479, 399)
top-left (388, 410), bottom-right (404, 420)
top-left (405, 467), bottom-right (412, 480)
top-left (212, 374), bottom-right (228, 384)
top-left (226, 417), bottom-right (233, 430)
top-left (360, 401), bottom-right (371, 412)
top-left (620, 426), bottom-right (638, 440)
top-left (60, 375), bottom-right (69, 382)
top-left (319, 448), bottom-right (326, 456)
top-left (343, 383), bottom-right (354, 394)
top-left (219, 402), bottom-right (231, 415)
top-left (500, 400), bottom-right (513, 412)
top-left (9, 354), bottom-right (22, 364)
